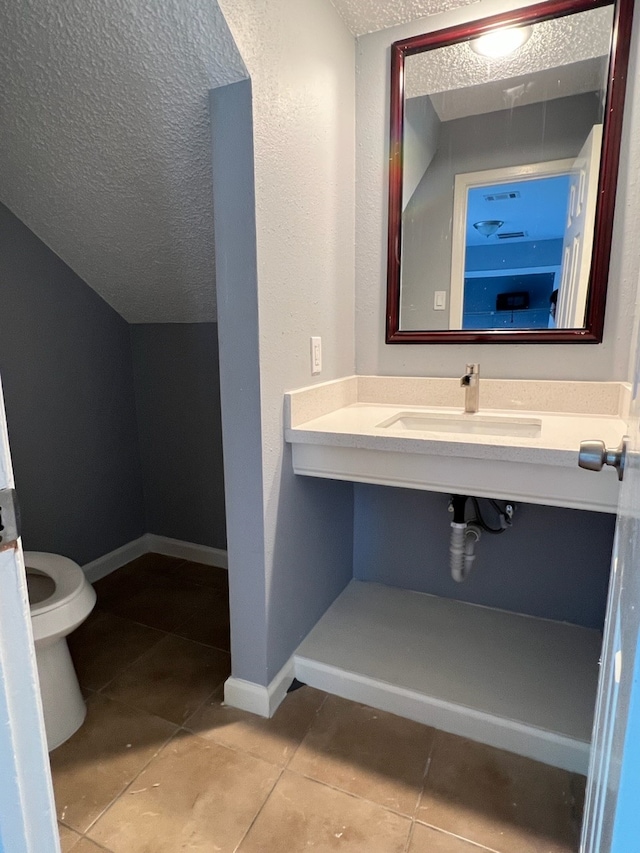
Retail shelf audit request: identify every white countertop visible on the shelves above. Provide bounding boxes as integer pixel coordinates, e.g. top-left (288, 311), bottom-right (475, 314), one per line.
top-left (283, 376), bottom-right (629, 511)
top-left (285, 401), bottom-right (627, 468)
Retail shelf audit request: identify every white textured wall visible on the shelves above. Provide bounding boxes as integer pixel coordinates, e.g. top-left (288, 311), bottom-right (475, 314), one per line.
top-left (217, 0), bottom-right (356, 681)
top-left (355, 0), bottom-right (640, 380)
top-left (0, 0), bottom-right (245, 322)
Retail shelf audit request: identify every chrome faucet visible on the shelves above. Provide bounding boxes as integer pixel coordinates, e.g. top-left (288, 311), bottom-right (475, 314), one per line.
top-left (460, 363), bottom-right (480, 413)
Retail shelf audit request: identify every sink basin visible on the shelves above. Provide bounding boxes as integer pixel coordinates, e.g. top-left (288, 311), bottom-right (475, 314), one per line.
top-left (377, 411), bottom-right (542, 438)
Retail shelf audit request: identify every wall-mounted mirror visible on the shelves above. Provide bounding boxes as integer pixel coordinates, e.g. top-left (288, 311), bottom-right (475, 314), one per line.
top-left (386, 0), bottom-right (632, 344)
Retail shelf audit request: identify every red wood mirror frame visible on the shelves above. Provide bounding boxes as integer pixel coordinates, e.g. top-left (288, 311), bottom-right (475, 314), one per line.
top-left (386, 0), bottom-right (633, 344)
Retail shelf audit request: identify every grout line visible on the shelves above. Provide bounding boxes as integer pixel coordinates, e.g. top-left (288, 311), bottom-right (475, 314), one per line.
top-left (414, 822), bottom-right (500, 852)
top-left (92, 631), bottom-right (171, 694)
top-left (90, 678), bottom-right (228, 729)
top-left (96, 601), bottom-right (230, 652)
top-left (413, 729), bottom-right (438, 818)
top-left (403, 820), bottom-right (416, 853)
top-left (92, 608), bottom-right (172, 639)
top-left (280, 690), bottom-right (330, 770)
top-left (172, 721), bottom-right (284, 761)
top-left (88, 620), bottom-right (229, 697)
top-left (410, 732), bottom-right (501, 851)
top-left (233, 768), bottom-right (285, 853)
top-left (167, 628), bottom-right (231, 655)
top-left (175, 676), bottom-right (229, 728)
top-left (284, 765), bottom-right (418, 820)
top-left (173, 729), bottom-right (283, 769)
top-left (67, 557), bottom-right (232, 847)
top-left (76, 836), bottom-right (113, 852)
top-left (179, 685), bottom-right (326, 767)
top-left (411, 751), bottom-right (431, 819)
top-left (83, 689), bottom-right (183, 730)
top-left (81, 727), bottom-right (180, 840)
top-left (90, 603), bottom-right (173, 636)
top-left (81, 559), bottom-right (457, 849)
top-left (78, 689), bottom-right (485, 850)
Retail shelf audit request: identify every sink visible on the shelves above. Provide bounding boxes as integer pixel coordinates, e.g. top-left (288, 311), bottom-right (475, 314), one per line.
top-left (377, 411), bottom-right (542, 438)
top-left (285, 376), bottom-right (628, 512)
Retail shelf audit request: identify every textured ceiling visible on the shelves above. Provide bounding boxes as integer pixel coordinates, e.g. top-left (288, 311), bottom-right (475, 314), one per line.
top-left (405, 6), bottom-right (612, 103)
top-left (427, 57), bottom-right (608, 121)
top-left (0, 0), bottom-right (245, 322)
top-left (329, 0), bottom-right (478, 35)
top-left (0, 0), bottom-right (614, 321)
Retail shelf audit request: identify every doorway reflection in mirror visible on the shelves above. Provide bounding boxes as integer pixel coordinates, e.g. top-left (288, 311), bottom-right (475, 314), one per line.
top-left (460, 173), bottom-right (574, 329)
top-left (397, 5), bottom-right (612, 334)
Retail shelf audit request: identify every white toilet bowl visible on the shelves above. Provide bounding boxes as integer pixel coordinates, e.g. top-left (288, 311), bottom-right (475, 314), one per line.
top-left (26, 551), bottom-right (96, 751)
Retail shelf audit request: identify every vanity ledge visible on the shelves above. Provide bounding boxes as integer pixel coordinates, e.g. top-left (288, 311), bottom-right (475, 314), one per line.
top-left (286, 375), bottom-right (631, 427)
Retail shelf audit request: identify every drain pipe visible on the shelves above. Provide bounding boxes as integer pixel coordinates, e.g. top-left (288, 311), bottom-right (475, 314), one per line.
top-left (449, 495), bottom-right (482, 583)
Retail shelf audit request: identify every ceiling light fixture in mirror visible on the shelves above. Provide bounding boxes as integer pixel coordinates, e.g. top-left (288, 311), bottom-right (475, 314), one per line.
top-left (386, 0), bottom-right (633, 344)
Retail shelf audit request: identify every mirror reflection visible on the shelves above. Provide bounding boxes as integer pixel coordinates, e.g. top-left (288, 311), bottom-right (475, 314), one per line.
top-left (398, 5), bottom-right (613, 333)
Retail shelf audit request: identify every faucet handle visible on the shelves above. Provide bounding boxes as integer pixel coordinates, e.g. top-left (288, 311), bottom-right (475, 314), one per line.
top-left (461, 363), bottom-right (479, 385)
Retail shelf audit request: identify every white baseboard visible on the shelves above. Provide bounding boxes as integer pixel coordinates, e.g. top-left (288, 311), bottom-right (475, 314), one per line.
top-left (83, 537), bottom-right (149, 583)
top-left (293, 656), bottom-right (589, 775)
top-left (224, 657), bottom-right (295, 718)
top-left (144, 534), bottom-right (228, 569)
top-left (82, 534), bottom-right (228, 582)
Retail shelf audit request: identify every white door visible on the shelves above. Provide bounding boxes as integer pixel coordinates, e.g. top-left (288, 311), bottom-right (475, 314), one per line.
top-left (449, 157), bottom-right (574, 329)
top-left (0, 376), bottom-right (59, 853)
top-left (556, 124), bottom-right (603, 329)
top-left (580, 310), bottom-right (640, 850)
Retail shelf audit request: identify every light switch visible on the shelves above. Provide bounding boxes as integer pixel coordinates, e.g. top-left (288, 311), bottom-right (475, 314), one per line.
top-left (311, 336), bottom-right (322, 375)
top-left (434, 291), bottom-right (447, 311)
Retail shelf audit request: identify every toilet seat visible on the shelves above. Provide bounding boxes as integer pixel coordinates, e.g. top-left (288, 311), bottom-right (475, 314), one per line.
top-left (25, 551), bottom-right (96, 645)
top-left (26, 551), bottom-right (87, 616)
top-left (24, 550), bottom-right (96, 750)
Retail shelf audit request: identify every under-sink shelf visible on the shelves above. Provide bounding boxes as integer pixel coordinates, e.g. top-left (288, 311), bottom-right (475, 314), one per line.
top-left (293, 581), bottom-right (601, 774)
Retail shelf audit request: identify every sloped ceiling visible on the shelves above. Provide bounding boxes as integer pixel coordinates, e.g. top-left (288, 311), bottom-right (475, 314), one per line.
top-left (0, 0), bottom-right (245, 322)
top-left (1, 0), bottom-right (610, 321)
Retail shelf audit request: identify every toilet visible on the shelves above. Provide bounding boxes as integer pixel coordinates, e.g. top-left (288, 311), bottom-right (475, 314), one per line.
top-left (25, 551), bottom-right (96, 751)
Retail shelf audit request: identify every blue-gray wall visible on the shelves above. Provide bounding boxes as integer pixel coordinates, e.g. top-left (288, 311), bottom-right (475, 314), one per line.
top-left (210, 80), bottom-right (270, 682)
top-left (353, 484), bottom-right (615, 629)
top-left (0, 203), bottom-right (226, 563)
top-left (0, 203), bottom-right (146, 564)
top-left (210, 80), bottom-right (355, 686)
top-left (130, 323), bottom-right (226, 550)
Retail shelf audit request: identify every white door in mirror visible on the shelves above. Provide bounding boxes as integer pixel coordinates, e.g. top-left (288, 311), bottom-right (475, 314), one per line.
top-left (556, 125), bottom-right (603, 328)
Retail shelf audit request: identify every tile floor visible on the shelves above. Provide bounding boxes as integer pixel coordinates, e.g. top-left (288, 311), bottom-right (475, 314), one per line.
top-left (53, 553), bottom-right (586, 852)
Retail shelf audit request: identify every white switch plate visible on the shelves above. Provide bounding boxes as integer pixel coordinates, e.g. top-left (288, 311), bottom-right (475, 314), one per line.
top-left (434, 291), bottom-right (447, 311)
top-left (311, 336), bottom-right (322, 375)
